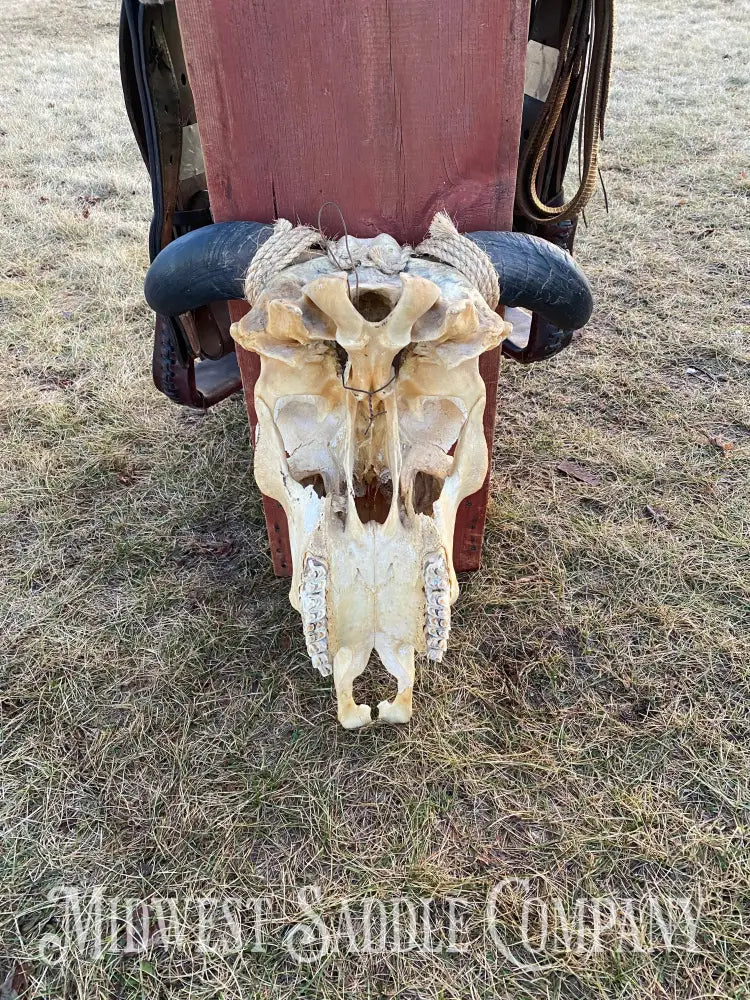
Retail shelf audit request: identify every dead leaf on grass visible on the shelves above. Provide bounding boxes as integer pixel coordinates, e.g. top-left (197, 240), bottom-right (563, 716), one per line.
top-left (2, 963), bottom-right (31, 998)
top-left (644, 504), bottom-right (674, 528)
top-left (40, 374), bottom-right (73, 391)
top-left (705, 433), bottom-right (735, 455)
top-left (555, 460), bottom-right (602, 487)
top-left (176, 537), bottom-right (236, 560)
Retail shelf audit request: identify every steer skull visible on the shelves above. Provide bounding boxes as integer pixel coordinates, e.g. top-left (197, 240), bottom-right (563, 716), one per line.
top-left (231, 234), bottom-right (509, 727)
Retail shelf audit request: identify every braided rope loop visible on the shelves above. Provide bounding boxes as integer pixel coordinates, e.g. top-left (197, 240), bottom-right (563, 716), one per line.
top-left (244, 219), bottom-right (322, 305)
top-left (414, 212), bottom-right (500, 310)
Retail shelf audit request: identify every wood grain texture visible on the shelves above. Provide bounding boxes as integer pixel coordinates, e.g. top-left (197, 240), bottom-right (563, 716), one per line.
top-left (175, 0), bottom-right (529, 241)
top-left (176, 0), bottom-right (530, 575)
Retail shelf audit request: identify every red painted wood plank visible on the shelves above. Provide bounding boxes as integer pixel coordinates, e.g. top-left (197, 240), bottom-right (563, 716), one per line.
top-left (176, 0), bottom-right (530, 575)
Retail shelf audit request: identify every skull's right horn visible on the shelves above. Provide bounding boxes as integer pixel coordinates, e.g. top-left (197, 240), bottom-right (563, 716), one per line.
top-left (144, 222), bottom-right (593, 333)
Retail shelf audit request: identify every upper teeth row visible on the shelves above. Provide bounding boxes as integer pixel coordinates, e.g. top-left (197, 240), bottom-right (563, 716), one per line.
top-left (300, 555), bottom-right (332, 676)
top-left (424, 551), bottom-right (451, 662)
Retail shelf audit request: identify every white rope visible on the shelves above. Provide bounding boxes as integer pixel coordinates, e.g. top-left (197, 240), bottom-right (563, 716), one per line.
top-left (243, 220), bottom-right (322, 305)
top-left (327, 237), bottom-right (411, 275)
top-left (413, 212), bottom-right (500, 310)
top-left (243, 211), bottom-right (499, 310)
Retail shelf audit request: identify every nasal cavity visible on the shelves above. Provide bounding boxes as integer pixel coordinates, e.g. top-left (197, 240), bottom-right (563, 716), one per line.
top-left (352, 290), bottom-right (394, 323)
top-left (354, 479), bottom-right (393, 525)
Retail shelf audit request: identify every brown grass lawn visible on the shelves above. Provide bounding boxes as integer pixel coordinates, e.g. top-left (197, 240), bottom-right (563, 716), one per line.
top-left (1, 0), bottom-right (749, 997)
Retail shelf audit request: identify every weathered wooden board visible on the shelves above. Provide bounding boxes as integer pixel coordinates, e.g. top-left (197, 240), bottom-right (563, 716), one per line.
top-left (176, 0), bottom-right (530, 574)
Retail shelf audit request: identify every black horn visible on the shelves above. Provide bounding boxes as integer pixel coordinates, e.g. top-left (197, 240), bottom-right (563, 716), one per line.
top-left (144, 221), bottom-right (272, 316)
top-left (467, 230), bottom-right (593, 332)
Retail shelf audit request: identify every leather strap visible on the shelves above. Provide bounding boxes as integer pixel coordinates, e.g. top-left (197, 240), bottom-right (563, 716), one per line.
top-left (119, 0), bottom-right (243, 408)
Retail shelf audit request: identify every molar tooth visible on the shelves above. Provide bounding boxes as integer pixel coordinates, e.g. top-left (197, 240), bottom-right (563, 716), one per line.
top-left (428, 592), bottom-right (449, 609)
top-left (423, 551), bottom-right (451, 661)
top-left (312, 653), bottom-right (331, 673)
top-left (427, 625), bottom-right (449, 639)
top-left (301, 555), bottom-right (331, 675)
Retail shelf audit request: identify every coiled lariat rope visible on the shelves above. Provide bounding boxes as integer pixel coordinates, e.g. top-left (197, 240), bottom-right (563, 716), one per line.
top-left (515, 0), bottom-right (615, 224)
top-left (243, 212), bottom-right (500, 311)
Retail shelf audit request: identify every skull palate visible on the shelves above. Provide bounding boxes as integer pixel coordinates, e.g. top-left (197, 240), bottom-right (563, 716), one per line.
top-left (231, 233), bottom-right (510, 727)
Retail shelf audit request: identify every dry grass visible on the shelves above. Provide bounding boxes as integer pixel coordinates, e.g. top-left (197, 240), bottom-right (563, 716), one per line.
top-left (1, 0), bottom-right (749, 997)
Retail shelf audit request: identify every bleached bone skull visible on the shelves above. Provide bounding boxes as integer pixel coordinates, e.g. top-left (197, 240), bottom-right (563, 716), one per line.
top-left (145, 222), bottom-right (593, 724)
top-left (231, 235), bottom-right (509, 727)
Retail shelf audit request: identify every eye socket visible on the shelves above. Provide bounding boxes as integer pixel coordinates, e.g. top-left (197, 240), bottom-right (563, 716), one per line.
top-left (393, 346), bottom-right (409, 374)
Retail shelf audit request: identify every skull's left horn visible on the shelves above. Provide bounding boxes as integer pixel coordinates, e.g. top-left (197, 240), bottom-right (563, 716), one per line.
top-left (467, 231), bottom-right (593, 332)
top-left (144, 221), bottom-right (272, 315)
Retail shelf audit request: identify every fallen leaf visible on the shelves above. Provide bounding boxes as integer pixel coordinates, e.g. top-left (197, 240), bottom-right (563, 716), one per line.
top-left (10, 963), bottom-right (31, 997)
top-left (555, 460), bottom-right (602, 487)
top-left (644, 504), bottom-right (674, 528)
top-left (175, 537), bottom-right (236, 564)
top-left (705, 434), bottom-right (735, 454)
top-left (38, 373), bottom-right (73, 391)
